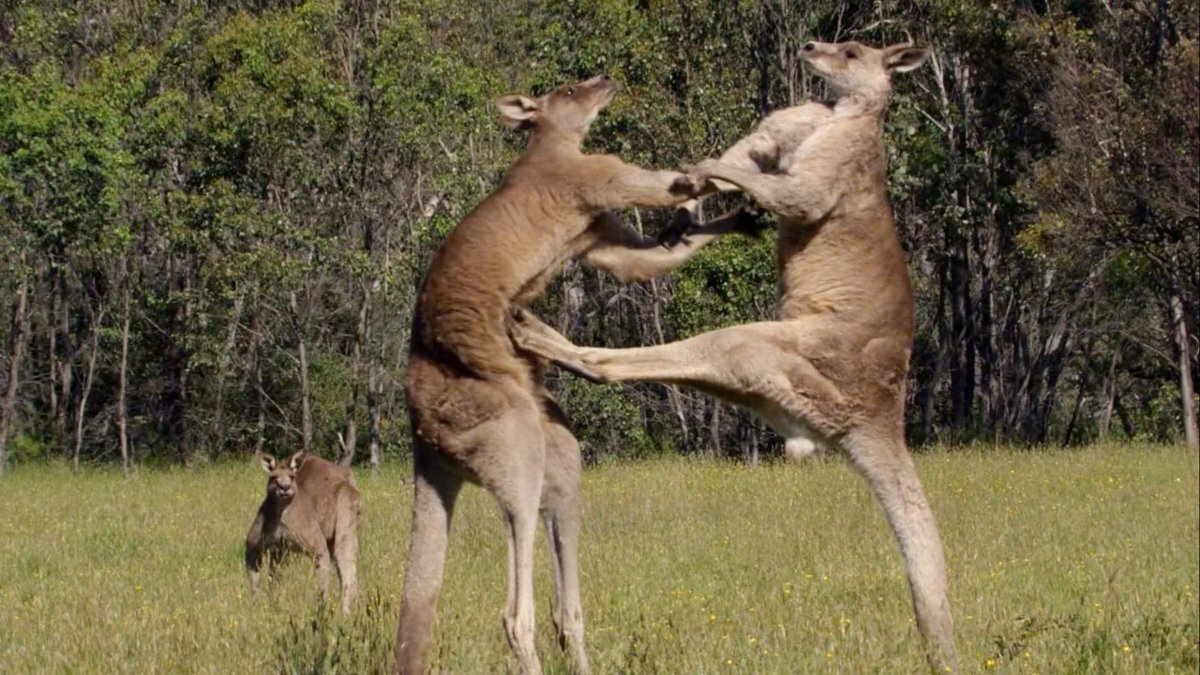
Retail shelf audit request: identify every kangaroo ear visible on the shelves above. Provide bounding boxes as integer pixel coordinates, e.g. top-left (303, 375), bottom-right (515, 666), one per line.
top-left (884, 45), bottom-right (931, 73)
top-left (287, 451), bottom-right (306, 471)
top-left (258, 453), bottom-right (276, 473)
top-left (496, 94), bottom-right (539, 130)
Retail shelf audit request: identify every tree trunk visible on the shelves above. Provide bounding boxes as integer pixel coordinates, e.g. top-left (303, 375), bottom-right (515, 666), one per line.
top-left (708, 401), bottom-right (722, 457)
top-left (117, 278), bottom-right (131, 476)
top-left (1034, 321), bottom-right (1071, 444)
top-left (648, 274), bottom-right (690, 447)
top-left (1097, 351), bottom-right (1119, 440)
top-left (948, 226), bottom-right (975, 432)
top-left (340, 286), bottom-right (370, 467)
top-left (73, 310), bottom-right (103, 471)
top-left (1062, 376), bottom-right (1087, 447)
top-left (211, 288), bottom-right (245, 452)
top-left (1113, 392), bottom-right (1136, 439)
top-left (289, 289), bottom-right (312, 453)
top-left (46, 269), bottom-right (58, 437)
top-left (251, 312), bottom-right (265, 456)
top-left (1063, 309), bottom-right (1098, 447)
top-left (975, 220), bottom-right (1002, 437)
top-left (367, 363), bottom-right (381, 472)
top-left (57, 283), bottom-right (73, 449)
top-left (168, 255), bottom-right (190, 465)
top-left (0, 274), bottom-right (29, 478)
top-left (921, 261), bottom-right (951, 442)
top-left (1168, 264), bottom-right (1198, 449)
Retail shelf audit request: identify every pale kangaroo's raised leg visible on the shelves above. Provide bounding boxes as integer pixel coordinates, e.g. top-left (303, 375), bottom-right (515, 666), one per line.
top-left (538, 398), bottom-right (589, 674)
top-left (843, 426), bottom-right (957, 672)
top-left (510, 309), bottom-right (834, 407)
top-left (395, 450), bottom-right (464, 675)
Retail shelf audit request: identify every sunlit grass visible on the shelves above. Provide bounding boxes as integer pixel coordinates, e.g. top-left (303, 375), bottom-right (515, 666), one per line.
top-left (0, 443), bottom-right (1196, 673)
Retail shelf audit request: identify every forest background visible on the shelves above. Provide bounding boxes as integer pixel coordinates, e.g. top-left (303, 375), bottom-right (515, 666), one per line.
top-left (0, 0), bottom-right (1197, 474)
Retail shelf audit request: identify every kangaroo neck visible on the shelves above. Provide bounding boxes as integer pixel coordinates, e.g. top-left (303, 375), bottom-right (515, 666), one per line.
top-left (526, 126), bottom-right (584, 154)
top-left (832, 90), bottom-right (889, 120)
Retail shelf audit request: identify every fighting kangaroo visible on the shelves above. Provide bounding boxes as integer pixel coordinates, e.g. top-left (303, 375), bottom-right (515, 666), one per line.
top-left (510, 41), bottom-right (957, 672)
top-left (398, 75), bottom-right (758, 675)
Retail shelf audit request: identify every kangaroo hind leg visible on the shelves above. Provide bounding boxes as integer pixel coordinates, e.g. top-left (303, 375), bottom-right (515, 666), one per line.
top-left (464, 401), bottom-right (548, 675)
top-left (395, 450), bottom-right (464, 674)
top-left (843, 427), bottom-right (957, 673)
top-left (539, 398), bottom-right (589, 674)
top-left (333, 487), bottom-right (361, 615)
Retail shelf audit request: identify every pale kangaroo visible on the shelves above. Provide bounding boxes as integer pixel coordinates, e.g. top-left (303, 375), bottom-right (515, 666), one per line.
top-left (398, 75), bottom-right (757, 675)
top-left (245, 452), bottom-right (362, 615)
top-left (509, 41), bottom-right (957, 671)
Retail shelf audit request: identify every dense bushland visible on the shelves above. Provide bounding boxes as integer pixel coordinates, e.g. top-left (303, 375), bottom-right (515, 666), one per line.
top-left (1, 1), bottom-right (1196, 472)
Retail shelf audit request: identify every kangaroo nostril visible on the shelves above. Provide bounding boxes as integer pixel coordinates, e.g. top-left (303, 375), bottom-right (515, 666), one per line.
top-left (803, 42), bottom-right (816, 52)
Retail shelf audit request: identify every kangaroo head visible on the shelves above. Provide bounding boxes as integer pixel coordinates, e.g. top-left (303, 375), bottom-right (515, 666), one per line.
top-left (259, 451), bottom-right (305, 502)
top-left (495, 74), bottom-right (618, 143)
top-left (801, 40), bottom-right (930, 102)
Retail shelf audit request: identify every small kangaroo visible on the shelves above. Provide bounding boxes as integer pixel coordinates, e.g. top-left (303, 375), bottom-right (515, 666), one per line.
top-left (245, 451), bottom-right (362, 615)
top-left (398, 75), bottom-right (759, 675)
top-left (510, 41), bottom-right (957, 672)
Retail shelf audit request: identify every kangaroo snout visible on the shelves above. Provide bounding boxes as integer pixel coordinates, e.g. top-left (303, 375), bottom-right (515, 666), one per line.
top-left (586, 73), bottom-right (618, 95)
top-left (585, 73), bottom-right (616, 87)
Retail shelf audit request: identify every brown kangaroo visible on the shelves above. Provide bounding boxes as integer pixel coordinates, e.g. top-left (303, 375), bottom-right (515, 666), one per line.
top-left (398, 75), bottom-right (757, 675)
top-left (245, 451), bottom-right (362, 615)
top-left (509, 41), bottom-right (957, 672)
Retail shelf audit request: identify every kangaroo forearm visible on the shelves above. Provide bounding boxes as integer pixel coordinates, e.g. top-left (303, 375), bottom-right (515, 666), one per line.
top-left (583, 208), bottom-right (749, 282)
top-left (586, 163), bottom-right (692, 209)
top-left (705, 130), bottom-right (779, 193)
top-left (623, 170), bottom-right (691, 208)
top-left (702, 166), bottom-right (794, 212)
top-left (245, 542), bottom-right (264, 570)
top-left (586, 232), bottom-right (719, 282)
top-left (705, 165), bottom-right (832, 221)
top-left (245, 512), bottom-right (266, 566)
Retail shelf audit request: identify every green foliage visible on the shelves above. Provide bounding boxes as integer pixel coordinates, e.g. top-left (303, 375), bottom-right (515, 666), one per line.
top-left (668, 230), bottom-right (778, 335)
top-left (1, 0), bottom-right (1196, 467)
top-left (2, 434), bottom-right (47, 464)
top-left (556, 377), bottom-right (661, 460)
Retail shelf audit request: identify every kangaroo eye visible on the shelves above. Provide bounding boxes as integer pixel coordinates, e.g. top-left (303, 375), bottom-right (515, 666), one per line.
top-left (846, 49), bottom-right (858, 59)
top-left (566, 87), bottom-right (576, 97)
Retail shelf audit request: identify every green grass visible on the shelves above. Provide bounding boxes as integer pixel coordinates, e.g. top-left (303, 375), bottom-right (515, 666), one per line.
top-left (1, 444), bottom-right (1196, 673)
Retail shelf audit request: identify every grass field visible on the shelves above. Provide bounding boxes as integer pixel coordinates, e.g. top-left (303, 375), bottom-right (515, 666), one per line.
top-left (0, 444), bottom-right (1196, 673)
